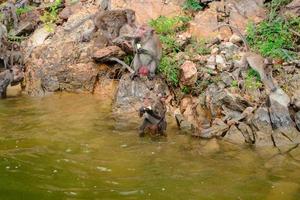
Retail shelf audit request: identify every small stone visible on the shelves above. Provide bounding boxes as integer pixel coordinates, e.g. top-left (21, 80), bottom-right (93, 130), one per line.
top-left (180, 61), bottom-right (197, 86)
top-left (216, 55), bottom-right (227, 70)
top-left (211, 48), bottom-right (219, 55)
top-left (229, 34), bottom-right (242, 45)
top-left (206, 55), bottom-right (216, 69)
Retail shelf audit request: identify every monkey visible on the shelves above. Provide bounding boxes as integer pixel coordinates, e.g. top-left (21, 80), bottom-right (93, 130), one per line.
top-left (132, 25), bottom-right (162, 80)
top-left (64, 9), bottom-right (136, 41)
top-left (114, 25), bottom-right (162, 80)
top-left (0, 24), bottom-right (9, 69)
top-left (98, 25), bottom-right (162, 78)
top-left (0, 0), bottom-right (18, 30)
top-left (0, 65), bottom-right (24, 98)
top-left (138, 93), bottom-right (167, 137)
top-left (8, 43), bottom-right (24, 67)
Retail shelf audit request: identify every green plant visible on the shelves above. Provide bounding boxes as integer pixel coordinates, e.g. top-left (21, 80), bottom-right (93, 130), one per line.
top-left (244, 69), bottom-right (262, 90)
top-left (149, 15), bottom-right (191, 35)
top-left (159, 56), bottom-right (180, 86)
top-left (159, 34), bottom-right (181, 53)
top-left (266, 0), bottom-right (293, 20)
top-left (246, 17), bottom-right (297, 61)
top-left (186, 38), bottom-right (210, 56)
top-left (40, 0), bottom-right (62, 32)
top-left (124, 55), bottom-right (133, 66)
top-left (182, 0), bottom-right (203, 11)
top-left (16, 6), bottom-right (34, 16)
top-left (181, 86), bottom-right (191, 94)
top-left (231, 80), bottom-right (238, 88)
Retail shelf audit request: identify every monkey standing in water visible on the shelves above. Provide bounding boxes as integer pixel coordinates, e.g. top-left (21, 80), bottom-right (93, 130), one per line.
top-left (0, 65), bottom-right (24, 98)
top-left (138, 93), bottom-right (167, 137)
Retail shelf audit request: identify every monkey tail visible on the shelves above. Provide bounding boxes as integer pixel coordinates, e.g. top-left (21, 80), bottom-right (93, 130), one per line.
top-left (106, 57), bottom-right (135, 74)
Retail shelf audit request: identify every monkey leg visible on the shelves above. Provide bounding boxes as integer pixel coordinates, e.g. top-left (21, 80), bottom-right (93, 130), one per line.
top-left (148, 61), bottom-right (156, 80)
top-left (158, 120), bottom-right (167, 136)
top-left (139, 119), bottom-right (151, 137)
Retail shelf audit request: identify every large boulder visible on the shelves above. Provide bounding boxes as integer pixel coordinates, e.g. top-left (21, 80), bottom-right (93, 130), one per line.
top-left (113, 74), bottom-right (169, 114)
top-left (23, 6), bottom-right (108, 96)
top-left (269, 88), bottom-right (300, 146)
top-left (111, 0), bottom-right (184, 24)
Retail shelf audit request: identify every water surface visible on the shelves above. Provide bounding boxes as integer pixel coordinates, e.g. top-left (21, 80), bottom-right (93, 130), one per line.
top-left (0, 93), bottom-right (300, 200)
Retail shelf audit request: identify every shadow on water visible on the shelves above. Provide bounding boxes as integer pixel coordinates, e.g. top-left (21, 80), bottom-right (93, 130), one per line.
top-left (0, 93), bottom-right (300, 200)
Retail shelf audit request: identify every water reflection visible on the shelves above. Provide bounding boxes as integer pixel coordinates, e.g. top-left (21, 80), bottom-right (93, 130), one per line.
top-left (0, 93), bottom-right (300, 200)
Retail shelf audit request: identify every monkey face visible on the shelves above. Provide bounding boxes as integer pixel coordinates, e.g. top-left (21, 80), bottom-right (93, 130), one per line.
top-left (125, 9), bottom-right (136, 25)
top-left (135, 25), bottom-right (154, 39)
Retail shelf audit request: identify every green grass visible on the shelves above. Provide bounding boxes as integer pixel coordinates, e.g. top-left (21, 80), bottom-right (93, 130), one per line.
top-left (149, 15), bottom-right (192, 86)
top-left (16, 6), bottom-right (34, 16)
top-left (40, 0), bottom-right (62, 32)
top-left (182, 0), bottom-right (204, 11)
top-left (246, 17), bottom-right (298, 61)
top-left (159, 56), bottom-right (180, 86)
top-left (246, 0), bottom-right (299, 61)
top-left (244, 69), bottom-right (262, 90)
top-left (149, 16), bottom-right (191, 35)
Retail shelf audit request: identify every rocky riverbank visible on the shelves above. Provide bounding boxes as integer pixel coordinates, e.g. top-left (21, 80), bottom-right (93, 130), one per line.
top-left (0, 0), bottom-right (300, 147)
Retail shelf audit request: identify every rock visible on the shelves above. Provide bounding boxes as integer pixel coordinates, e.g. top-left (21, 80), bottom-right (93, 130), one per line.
top-left (59, 2), bottom-right (83, 20)
top-left (176, 32), bottom-right (192, 48)
top-left (229, 33), bottom-right (242, 45)
top-left (238, 122), bottom-right (254, 144)
top-left (223, 125), bottom-right (245, 144)
top-left (25, 26), bottom-right (52, 50)
top-left (219, 42), bottom-right (239, 59)
top-left (251, 107), bottom-right (273, 146)
top-left (194, 119), bottom-right (229, 139)
top-left (220, 71), bottom-right (233, 87)
top-left (111, 0), bottom-right (183, 24)
top-left (269, 88), bottom-right (300, 145)
top-left (210, 89), bottom-right (252, 112)
top-left (62, 6), bottom-right (98, 42)
top-left (175, 114), bottom-right (194, 131)
top-left (221, 105), bottom-right (242, 122)
top-left (206, 55), bottom-right (216, 69)
top-left (92, 46), bottom-right (126, 62)
top-left (189, 0), bottom-right (266, 40)
top-left (114, 74), bottom-right (169, 114)
top-left (269, 88), bottom-right (292, 128)
top-left (295, 111), bottom-right (300, 130)
top-left (211, 47), bottom-right (219, 55)
top-left (216, 54), bottom-right (227, 70)
top-left (180, 61), bottom-right (197, 86)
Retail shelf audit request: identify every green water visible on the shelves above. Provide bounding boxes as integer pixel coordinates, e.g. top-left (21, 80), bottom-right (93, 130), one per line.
top-left (0, 93), bottom-right (300, 200)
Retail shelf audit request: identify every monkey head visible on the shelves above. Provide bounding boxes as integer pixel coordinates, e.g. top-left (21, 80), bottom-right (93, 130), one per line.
top-left (134, 24), bottom-right (154, 40)
top-left (124, 9), bottom-right (136, 26)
